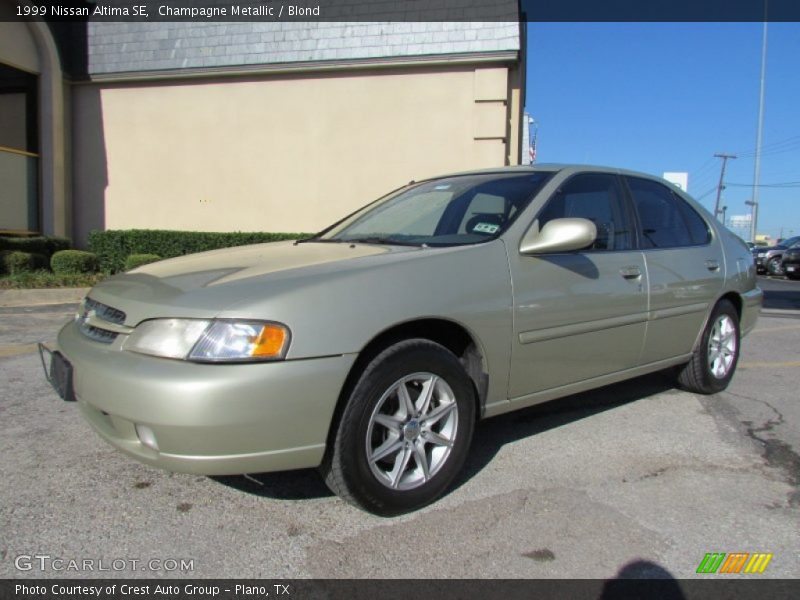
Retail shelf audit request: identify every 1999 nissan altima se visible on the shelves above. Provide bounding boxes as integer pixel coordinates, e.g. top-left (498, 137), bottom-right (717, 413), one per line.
top-left (43, 165), bottom-right (762, 515)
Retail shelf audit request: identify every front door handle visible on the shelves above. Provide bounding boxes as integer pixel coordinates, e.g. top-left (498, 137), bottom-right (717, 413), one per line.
top-left (705, 259), bottom-right (720, 271)
top-left (619, 265), bottom-right (641, 279)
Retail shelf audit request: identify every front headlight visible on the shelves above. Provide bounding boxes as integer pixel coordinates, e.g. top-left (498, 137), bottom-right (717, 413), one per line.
top-left (125, 319), bottom-right (290, 362)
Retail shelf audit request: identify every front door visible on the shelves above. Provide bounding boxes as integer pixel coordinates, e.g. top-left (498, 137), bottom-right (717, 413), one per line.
top-left (507, 172), bottom-right (648, 400)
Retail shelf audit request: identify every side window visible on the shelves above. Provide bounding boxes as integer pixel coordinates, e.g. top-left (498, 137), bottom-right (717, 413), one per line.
top-left (626, 177), bottom-right (694, 249)
top-left (536, 173), bottom-right (632, 251)
top-left (676, 196), bottom-right (711, 245)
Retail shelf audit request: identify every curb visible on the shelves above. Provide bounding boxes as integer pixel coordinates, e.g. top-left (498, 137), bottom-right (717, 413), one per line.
top-left (0, 288), bottom-right (88, 308)
top-left (760, 308), bottom-right (800, 316)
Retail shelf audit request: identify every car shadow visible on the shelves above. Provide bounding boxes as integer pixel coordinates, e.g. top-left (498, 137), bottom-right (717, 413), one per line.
top-left (453, 369), bottom-right (678, 492)
top-left (212, 370), bottom-right (678, 503)
top-left (212, 468), bottom-right (333, 500)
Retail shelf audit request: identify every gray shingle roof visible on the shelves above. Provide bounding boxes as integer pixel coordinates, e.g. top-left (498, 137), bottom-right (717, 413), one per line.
top-left (87, 22), bottom-right (520, 75)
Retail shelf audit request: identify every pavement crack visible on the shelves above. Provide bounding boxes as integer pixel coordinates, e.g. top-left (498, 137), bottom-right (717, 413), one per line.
top-left (724, 390), bottom-right (766, 403)
top-left (750, 399), bottom-right (785, 434)
top-left (742, 399), bottom-right (799, 508)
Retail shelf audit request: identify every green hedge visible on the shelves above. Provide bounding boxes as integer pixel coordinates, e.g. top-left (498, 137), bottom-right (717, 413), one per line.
top-left (124, 253), bottom-right (162, 271)
top-left (2, 251), bottom-right (33, 275)
top-left (51, 250), bottom-right (100, 275)
top-left (88, 229), bottom-right (311, 273)
top-left (0, 236), bottom-right (71, 258)
top-left (1, 251), bottom-right (49, 274)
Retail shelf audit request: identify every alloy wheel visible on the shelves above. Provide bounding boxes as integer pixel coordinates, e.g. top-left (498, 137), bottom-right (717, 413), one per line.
top-left (707, 314), bottom-right (737, 379)
top-left (365, 372), bottom-right (459, 490)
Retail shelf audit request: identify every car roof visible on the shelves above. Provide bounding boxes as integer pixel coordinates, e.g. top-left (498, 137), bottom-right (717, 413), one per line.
top-left (424, 164), bottom-right (675, 184)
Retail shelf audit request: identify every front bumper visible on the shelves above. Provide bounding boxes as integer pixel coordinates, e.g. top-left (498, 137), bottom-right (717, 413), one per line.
top-left (783, 260), bottom-right (800, 275)
top-left (56, 320), bottom-right (356, 475)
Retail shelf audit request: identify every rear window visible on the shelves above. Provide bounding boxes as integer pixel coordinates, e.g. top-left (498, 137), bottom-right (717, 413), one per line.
top-left (626, 177), bottom-right (708, 248)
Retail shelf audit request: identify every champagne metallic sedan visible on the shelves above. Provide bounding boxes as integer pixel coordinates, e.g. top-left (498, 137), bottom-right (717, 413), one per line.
top-left (42, 165), bottom-right (762, 515)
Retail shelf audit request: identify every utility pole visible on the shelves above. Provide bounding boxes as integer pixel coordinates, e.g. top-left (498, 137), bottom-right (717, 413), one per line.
top-left (713, 153), bottom-right (736, 221)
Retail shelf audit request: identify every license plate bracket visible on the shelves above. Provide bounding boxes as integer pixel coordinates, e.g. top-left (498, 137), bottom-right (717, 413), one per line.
top-left (38, 344), bottom-right (76, 402)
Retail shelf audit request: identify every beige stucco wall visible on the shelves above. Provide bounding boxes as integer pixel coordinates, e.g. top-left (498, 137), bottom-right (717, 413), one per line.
top-left (72, 63), bottom-right (520, 239)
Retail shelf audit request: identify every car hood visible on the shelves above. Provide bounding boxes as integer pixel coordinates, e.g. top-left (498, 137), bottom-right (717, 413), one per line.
top-left (88, 240), bottom-right (418, 324)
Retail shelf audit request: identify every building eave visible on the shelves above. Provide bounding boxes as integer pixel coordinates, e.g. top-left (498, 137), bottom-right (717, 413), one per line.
top-left (77, 50), bottom-right (519, 84)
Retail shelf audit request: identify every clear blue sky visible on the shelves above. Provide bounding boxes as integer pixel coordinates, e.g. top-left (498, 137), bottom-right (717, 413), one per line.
top-left (524, 22), bottom-right (800, 241)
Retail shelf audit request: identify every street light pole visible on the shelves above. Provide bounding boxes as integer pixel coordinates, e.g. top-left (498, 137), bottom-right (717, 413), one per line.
top-left (750, 15), bottom-right (768, 242)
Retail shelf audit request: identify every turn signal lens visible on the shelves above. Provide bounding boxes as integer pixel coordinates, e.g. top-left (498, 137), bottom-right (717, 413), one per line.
top-left (251, 325), bottom-right (288, 357)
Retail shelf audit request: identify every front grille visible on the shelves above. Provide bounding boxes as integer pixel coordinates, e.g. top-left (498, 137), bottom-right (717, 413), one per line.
top-left (84, 297), bottom-right (126, 325)
top-left (78, 323), bottom-right (119, 344)
top-left (77, 297), bottom-right (127, 344)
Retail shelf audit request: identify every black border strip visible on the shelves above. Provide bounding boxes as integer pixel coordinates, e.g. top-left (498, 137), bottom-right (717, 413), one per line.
top-left (5, 0), bottom-right (800, 23)
top-left (2, 579), bottom-right (800, 600)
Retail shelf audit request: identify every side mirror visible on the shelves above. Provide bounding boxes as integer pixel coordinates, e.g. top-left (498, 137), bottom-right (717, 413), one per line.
top-left (519, 218), bottom-right (597, 255)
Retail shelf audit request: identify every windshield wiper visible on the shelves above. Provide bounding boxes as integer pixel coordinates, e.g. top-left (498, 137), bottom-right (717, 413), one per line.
top-left (294, 237), bottom-right (348, 245)
top-left (345, 236), bottom-right (421, 247)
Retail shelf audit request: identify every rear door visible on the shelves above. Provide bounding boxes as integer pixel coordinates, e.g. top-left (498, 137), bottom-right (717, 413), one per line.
top-left (623, 176), bottom-right (725, 364)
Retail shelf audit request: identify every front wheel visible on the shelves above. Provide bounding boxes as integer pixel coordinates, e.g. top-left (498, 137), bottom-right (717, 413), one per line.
top-left (321, 339), bottom-right (476, 516)
top-left (677, 300), bottom-right (740, 394)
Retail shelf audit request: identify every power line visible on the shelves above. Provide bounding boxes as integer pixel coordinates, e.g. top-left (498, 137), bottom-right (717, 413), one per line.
top-left (694, 187), bottom-right (718, 202)
top-left (727, 181), bottom-right (800, 188)
top-left (734, 134), bottom-right (800, 158)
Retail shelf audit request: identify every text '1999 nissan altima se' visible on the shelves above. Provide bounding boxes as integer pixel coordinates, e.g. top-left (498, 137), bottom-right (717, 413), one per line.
top-left (41, 165), bottom-right (762, 515)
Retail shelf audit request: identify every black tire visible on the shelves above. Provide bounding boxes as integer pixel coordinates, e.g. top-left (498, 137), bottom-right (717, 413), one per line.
top-left (677, 300), bottom-right (740, 394)
top-left (767, 256), bottom-right (785, 276)
top-left (321, 339), bottom-right (476, 516)
top-left (785, 270), bottom-right (799, 281)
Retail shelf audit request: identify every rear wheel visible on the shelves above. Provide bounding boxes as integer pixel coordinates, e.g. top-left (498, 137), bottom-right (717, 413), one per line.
top-left (321, 339), bottom-right (475, 516)
top-left (677, 300), bottom-right (740, 394)
top-left (767, 256), bottom-right (785, 276)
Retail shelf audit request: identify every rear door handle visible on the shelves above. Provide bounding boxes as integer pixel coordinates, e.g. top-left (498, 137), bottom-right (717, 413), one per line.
top-left (619, 265), bottom-right (641, 279)
top-left (705, 259), bottom-right (720, 271)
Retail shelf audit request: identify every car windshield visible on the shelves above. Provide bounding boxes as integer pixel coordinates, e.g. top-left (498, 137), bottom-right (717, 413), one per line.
top-left (315, 171), bottom-right (555, 247)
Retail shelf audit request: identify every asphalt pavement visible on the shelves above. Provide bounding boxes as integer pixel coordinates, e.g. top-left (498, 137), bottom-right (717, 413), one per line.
top-left (0, 277), bottom-right (797, 579)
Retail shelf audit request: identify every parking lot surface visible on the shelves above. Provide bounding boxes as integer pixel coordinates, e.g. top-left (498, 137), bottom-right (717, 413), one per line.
top-left (1, 277), bottom-right (798, 579)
